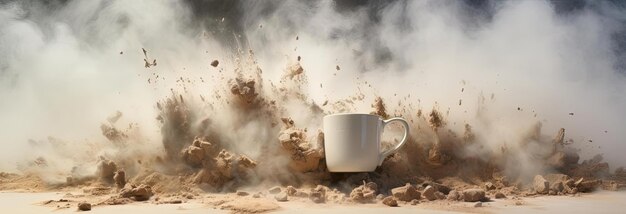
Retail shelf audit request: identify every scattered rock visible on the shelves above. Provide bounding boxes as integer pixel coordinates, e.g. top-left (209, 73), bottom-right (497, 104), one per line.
top-left (421, 181), bottom-right (452, 195)
top-left (462, 189), bottom-right (486, 202)
top-left (236, 191), bottom-right (249, 196)
top-left (422, 185), bottom-right (437, 201)
top-left (119, 184), bottom-right (153, 201)
top-left (435, 191), bottom-right (446, 200)
top-left (376, 194), bottom-right (384, 200)
top-left (410, 199), bottom-right (420, 205)
top-left (309, 185), bottom-right (327, 203)
top-left (269, 186), bottom-right (281, 194)
top-left (550, 182), bottom-right (564, 193)
top-left (286, 186), bottom-right (297, 196)
top-left (447, 190), bottom-right (461, 201)
top-left (159, 199), bottom-right (183, 204)
top-left (294, 191), bottom-right (309, 198)
top-left (77, 202), bottom-right (91, 211)
top-left (278, 125), bottom-right (322, 173)
top-left (391, 183), bottom-right (421, 202)
top-left (495, 192), bottom-right (506, 199)
top-left (382, 196), bottom-right (398, 207)
top-left (211, 60), bottom-right (219, 67)
top-left (274, 192), bottom-right (288, 202)
top-left (113, 170), bottom-right (126, 188)
top-left (544, 174), bottom-right (570, 184)
top-left (484, 182), bottom-right (496, 190)
top-left (576, 178), bottom-right (601, 192)
top-left (533, 175), bottom-right (550, 194)
top-left (350, 182), bottom-right (377, 203)
top-left (96, 157), bottom-right (117, 183)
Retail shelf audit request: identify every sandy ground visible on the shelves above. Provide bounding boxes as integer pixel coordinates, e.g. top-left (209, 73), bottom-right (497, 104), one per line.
top-left (2, 190), bottom-right (625, 213)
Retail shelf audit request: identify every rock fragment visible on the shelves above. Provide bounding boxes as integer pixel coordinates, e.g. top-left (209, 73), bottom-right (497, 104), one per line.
top-left (544, 174), bottom-right (570, 184)
top-left (113, 170), bottom-right (126, 188)
top-left (391, 183), bottom-right (421, 202)
top-left (77, 202), bottom-right (91, 211)
top-left (275, 192), bottom-right (288, 202)
top-left (420, 181), bottom-right (452, 194)
top-left (269, 186), bottom-right (281, 194)
top-left (484, 182), bottom-right (496, 190)
top-left (576, 178), bottom-right (601, 192)
top-left (550, 182), bottom-right (564, 193)
top-left (382, 196), bottom-right (398, 207)
top-left (495, 192), bottom-right (506, 199)
top-left (350, 182), bottom-right (377, 203)
top-left (309, 185), bottom-right (327, 203)
top-left (120, 184), bottom-right (153, 201)
top-left (462, 189), bottom-right (486, 202)
top-left (435, 191), bottom-right (446, 200)
top-left (96, 158), bottom-right (117, 183)
top-left (533, 175), bottom-right (550, 194)
top-left (447, 190), bottom-right (461, 201)
top-left (422, 185), bottom-right (437, 201)
top-left (286, 186), bottom-right (297, 196)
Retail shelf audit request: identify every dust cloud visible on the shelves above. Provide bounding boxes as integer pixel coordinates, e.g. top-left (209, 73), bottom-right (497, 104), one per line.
top-left (0, 0), bottom-right (625, 203)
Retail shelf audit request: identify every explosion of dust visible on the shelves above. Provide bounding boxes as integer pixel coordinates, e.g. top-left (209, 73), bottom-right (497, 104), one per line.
top-left (1, 0), bottom-right (626, 207)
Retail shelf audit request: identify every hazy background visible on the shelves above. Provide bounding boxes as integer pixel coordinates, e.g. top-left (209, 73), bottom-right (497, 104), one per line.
top-left (1, 0), bottom-right (625, 172)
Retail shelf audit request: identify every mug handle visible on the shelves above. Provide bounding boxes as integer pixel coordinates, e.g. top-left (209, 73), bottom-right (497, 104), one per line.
top-left (378, 117), bottom-right (410, 166)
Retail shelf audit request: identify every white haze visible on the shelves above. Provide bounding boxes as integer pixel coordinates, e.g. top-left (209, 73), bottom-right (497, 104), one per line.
top-left (0, 0), bottom-right (625, 174)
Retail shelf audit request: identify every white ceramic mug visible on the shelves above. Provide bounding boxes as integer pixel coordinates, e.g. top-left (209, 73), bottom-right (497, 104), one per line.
top-left (323, 113), bottom-right (410, 172)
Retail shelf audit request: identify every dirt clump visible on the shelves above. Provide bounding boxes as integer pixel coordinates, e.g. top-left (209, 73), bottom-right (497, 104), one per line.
top-left (113, 170), bottom-right (126, 188)
top-left (211, 60), bottom-right (219, 67)
top-left (100, 124), bottom-right (127, 143)
top-left (309, 185), bottom-right (327, 203)
top-left (462, 189), bottom-right (486, 202)
top-left (96, 157), bottom-right (118, 183)
top-left (382, 196), bottom-right (398, 207)
top-left (447, 190), bottom-right (461, 201)
top-left (119, 184), bottom-right (153, 201)
top-left (285, 186), bottom-right (297, 196)
top-left (77, 202), bottom-right (91, 211)
top-left (422, 185), bottom-right (437, 201)
top-left (269, 186), bottom-right (281, 194)
top-left (180, 137), bottom-right (219, 167)
top-left (192, 149), bottom-right (257, 190)
top-left (285, 63), bottom-right (304, 79)
top-left (349, 182), bottom-right (378, 203)
top-left (533, 175), bottom-right (550, 194)
top-left (278, 118), bottom-right (323, 173)
top-left (420, 181), bottom-right (452, 194)
top-left (575, 178), bottom-right (601, 192)
top-left (230, 77), bottom-right (259, 106)
top-left (275, 192), bottom-right (288, 202)
top-left (370, 97), bottom-right (389, 119)
top-left (428, 109), bottom-right (445, 130)
top-left (391, 183), bottom-right (421, 202)
top-left (495, 192), bottom-right (506, 199)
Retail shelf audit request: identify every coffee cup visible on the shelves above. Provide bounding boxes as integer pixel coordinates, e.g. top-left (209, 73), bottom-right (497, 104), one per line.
top-left (323, 113), bottom-right (409, 172)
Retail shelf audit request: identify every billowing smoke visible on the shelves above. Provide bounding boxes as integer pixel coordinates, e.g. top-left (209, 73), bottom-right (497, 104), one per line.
top-left (0, 0), bottom-right (625, 189)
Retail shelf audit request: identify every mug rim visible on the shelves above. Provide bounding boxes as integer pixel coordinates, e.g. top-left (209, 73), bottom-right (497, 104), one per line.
top-left (323, 113), bottom-right (380, 119)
